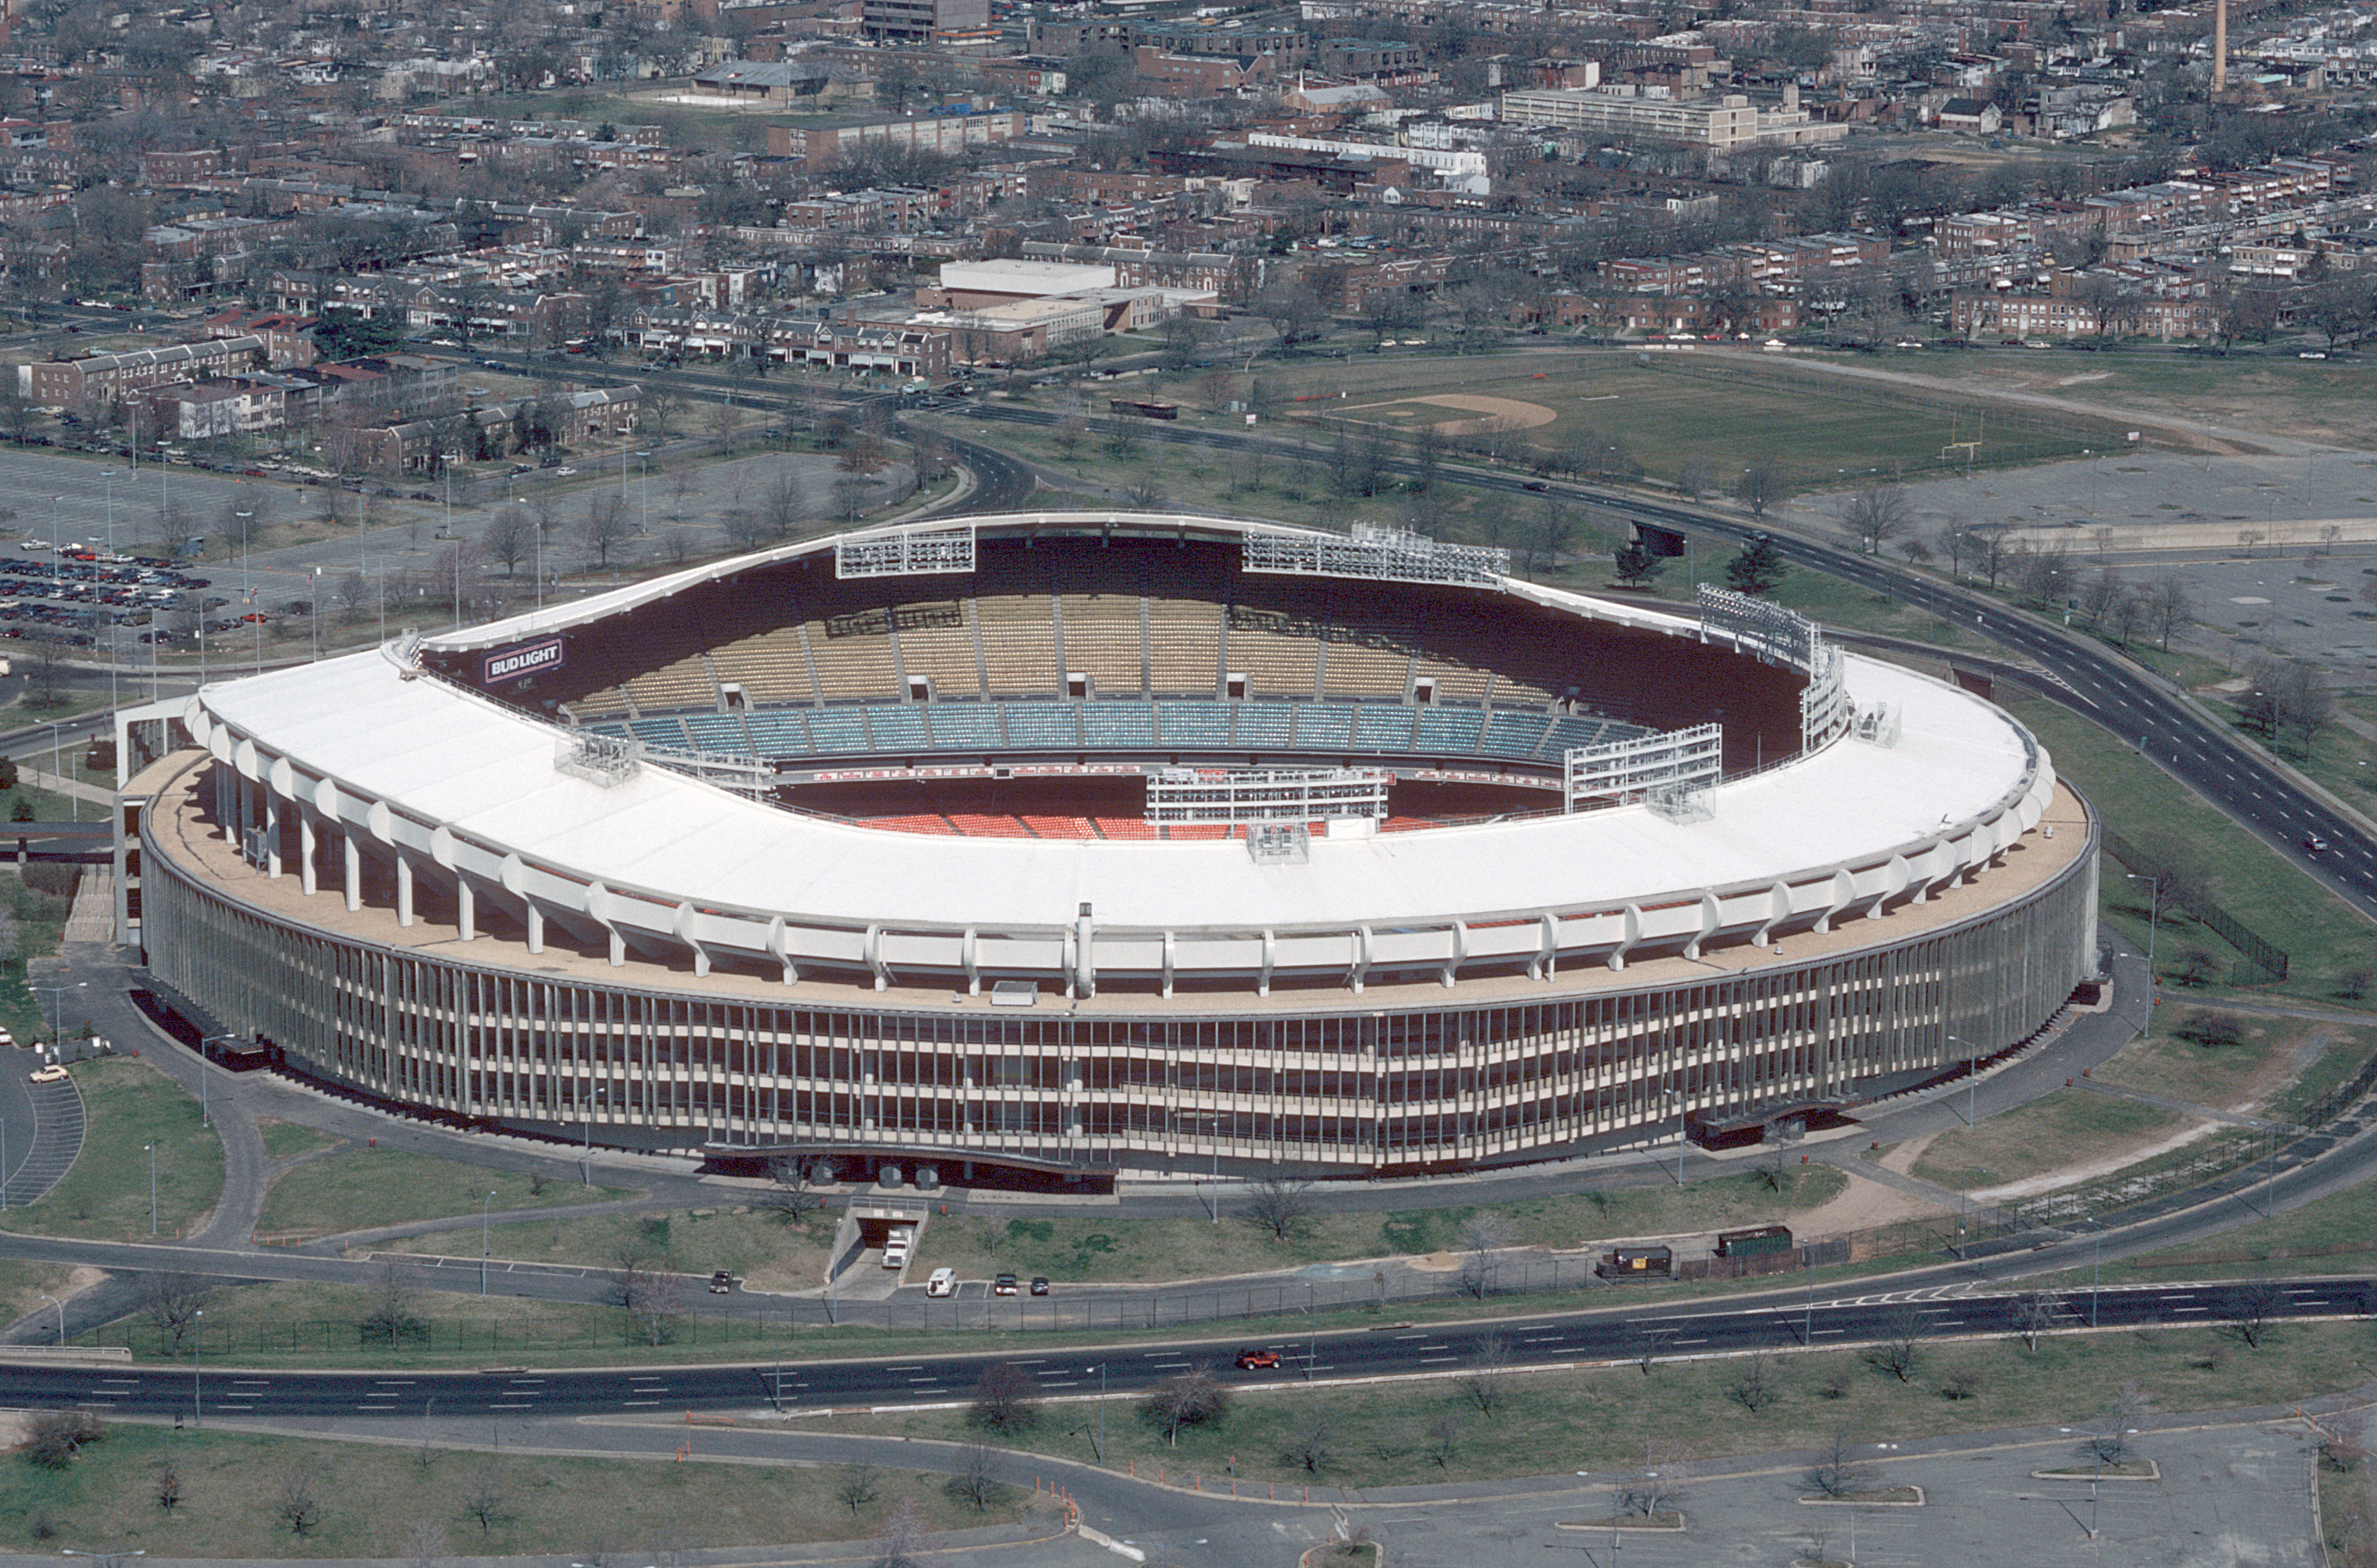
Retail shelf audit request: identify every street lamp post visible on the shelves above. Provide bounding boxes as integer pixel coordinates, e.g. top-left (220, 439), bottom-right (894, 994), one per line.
top-left (146, 1139), bottom-right (157, 1236)
top-left (192, 1307), bottom-right (203, 1425)
top-left (1947, 1032), bottom-right (1980, 1256)
top-left (38, 1291), bottom-right (63, 1344)
top-left (35, 980), bottom-right (85, 1053)
top-left (1306, 1281), bottom-right (1317, 1380)
top-left (47, 719), bottom-right (73, 823)
top-left (2125, 872), bottom-right (2161, 990)
top-left (1662, 1088), bottom-right (1685, 1186)
top-left (636, 450), bottom-right (652, 535)
top-left (481, 1187), bottom-right (492, 1297)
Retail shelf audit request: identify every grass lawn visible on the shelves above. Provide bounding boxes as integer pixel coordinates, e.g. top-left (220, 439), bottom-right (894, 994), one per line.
top-left (2107, 1157), bottom-right (2377, 1279)
top-left (0, 868), bottom-right (75, 1049)
top-left (0, 1055), bottom-right (221, 1240)
top-left (0, 1257), bottom-right (82, 1330)
top-left (2091, 1009), bottom-right (2374, 1120)
top-left (390, 1206), bottom-right (835, 1296)
top-left (258, 1120), bottom-right (340, 1161)
top-left (2005, 693), bottom-right (2377, 1006)
top-left (254, 1146), bottom-right (635, 1240)
top-left (814, 1318), bottom-right (2377, 1491)
top-left (0, 1424), bottom-right (1026, 1558)
top-left (913, 1167), bottom-right (1844, 1287)
top-left (1910, 1089), bottom-right (2185, 1193)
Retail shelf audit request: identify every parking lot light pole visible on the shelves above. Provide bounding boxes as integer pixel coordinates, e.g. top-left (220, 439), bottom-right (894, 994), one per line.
top-left (145, 1140), bottom-right (156, 1235)
top-left (2125, 872), bottom-right (2161, 990)
top-left (38, 1291), bottom-right (62, 1343)
top-left (36, 980), bottom-right (84, 1051)
top-left (481, 1187), bottom-right (492, 1297)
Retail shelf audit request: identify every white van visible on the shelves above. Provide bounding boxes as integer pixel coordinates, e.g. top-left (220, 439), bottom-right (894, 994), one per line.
top-left (925, 1267), bottom-right (957, 1296)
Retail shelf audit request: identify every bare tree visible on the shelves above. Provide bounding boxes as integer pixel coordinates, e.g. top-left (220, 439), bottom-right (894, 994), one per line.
top-left (361, 1259), bottom-right (429, 1348)
top-left (2216, 1277), bottom-right (2284, 1349)
top-left (578, 494), bottom-right (632, 570)
top-left (481, 505), bottom-right (536, 578)
top-left (1279, 1408), bottom-right (1337, 1474)
top-left (1867, 1307), bottom-right (1925, 1383)
top-left (945, 1440), bottom-right (1002, 1512)
top-left (1937, 1364), bottom-right (1982, 1401)
top-left (970, 1361), bottom-right (1040, 1436)
top-left (1805, 1425), bottom-right (1879, 1497)
top-left (1841, 483), bottom-right (1911, 554)
top-left (1458, 1211), bottom-right (1515, 1299)
top-left (139, 1271), bottom-right (214, 1356)
top-left (403, 1519), bottom-right (448, 1568)
top-left (874, 1495), bottom-right (932, 1568)
top-left (1634, 1323), bottom-right (1679, 1375)
top-left (1425, 1412), bottom-right (1461, 1468)
top-left (2010, 1290), bottom-right (2066, 1352)
top-left (463, 1469), bottom-right (510, 1533)
top-left (757, 1152), bottom-right (825, 1225)
top-left (1615, 1444), bottom-right (1691, 1518)
top-left (1726, 1350), bottom-right (1782, 1414)
top-left (1459, 1331), bottom-right (1512, 1416)
top-left (835, 1464), bottom-right (881, 1516)
top-left (1244, 1177), bottom-right (1316, 1242)
top-left (1734, 460), bottom-right (1794, 520)
top-left (155, 1452), bottom-right (184, 1510)
top-left (2081, 1383), bottom-right (2154, 1464)
top-left (2321, 1412), bottom-right (2367, 1474)
top-left (611, 1245), bottom-right (685, 1345)
top-left (1143, 1368), bottom-right (1230, 1447)
top-left (23, 1408), bottom-right (103, 1467)
top-left (277, 1463), bottom-right (325, 1536)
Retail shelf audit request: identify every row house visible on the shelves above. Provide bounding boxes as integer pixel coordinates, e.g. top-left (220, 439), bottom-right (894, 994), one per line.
top-left (1949, 290), bottom-right (2220, 340)
top-left (264, 269), bottom-right (592, 345)
top-left (328, 387), bottom-right (643, 476)
top-left (1524, 290), bottom-right (1799, 334)
top-left (609, 307), bottom-right (952, 377)
top-left (143, 377), bottom-right (288, 441)
top-left (19, 336), bottom-right (275, 414)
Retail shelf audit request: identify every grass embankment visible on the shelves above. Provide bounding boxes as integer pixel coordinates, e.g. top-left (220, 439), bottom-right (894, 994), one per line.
top-left (0, 1054), bottom-right (220, 1240)
top-left (912, 1167), bottom-right (1844, 1286)
top-left (815, 1319), bottom-right (2377, 1492)
top-left (0, 1425), bottom-right (1028, 1559)
top-left (0, 866), bottom-right (74, 1048)
top-left (253, 1144), bottom-right (634, 1242)
top-left (391, 1207), bottom-right (834, 1296)
top-left (2007, 693), bottom-right (2377, 1006)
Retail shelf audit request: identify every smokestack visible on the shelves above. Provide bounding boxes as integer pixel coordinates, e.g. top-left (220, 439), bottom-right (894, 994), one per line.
top-left (2214, 0), bottom-right (2227, 94)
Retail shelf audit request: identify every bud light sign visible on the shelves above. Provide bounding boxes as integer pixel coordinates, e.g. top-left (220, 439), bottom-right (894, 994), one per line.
top-left (483, 635), bottom-right (564, 685)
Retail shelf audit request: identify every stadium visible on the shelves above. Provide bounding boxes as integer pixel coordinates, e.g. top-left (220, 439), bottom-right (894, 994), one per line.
top-left (116, 511), bottom-right (2097, 1186)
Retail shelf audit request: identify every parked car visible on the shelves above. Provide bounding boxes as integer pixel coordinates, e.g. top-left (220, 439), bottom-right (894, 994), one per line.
top-left (1029, 1276), bottom-right (1049, 1296)
top-left (709, 1269), bottom-right (734, 1294)
top-left (1234, 1348), bottom-right (1280, 1370)
top-left (28, 1063), bottom-right (67, 1084)
top-left (994, 1272), bottom-right (1019, 1296)
top-left (925, 1267), bottom-right (958, 1297)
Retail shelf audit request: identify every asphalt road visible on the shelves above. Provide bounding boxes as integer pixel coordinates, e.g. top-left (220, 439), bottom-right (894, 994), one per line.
top-left (0, 1276), bottom-right (2358, 1425)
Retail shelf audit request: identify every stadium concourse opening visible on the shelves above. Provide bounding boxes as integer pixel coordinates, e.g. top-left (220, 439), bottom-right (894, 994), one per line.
top-left (120, 513), bottom-right (2093, 1185)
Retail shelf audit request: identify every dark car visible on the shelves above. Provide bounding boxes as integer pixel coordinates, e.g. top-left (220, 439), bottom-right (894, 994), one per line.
top-left (1029, 1276), bottom-right (1049, 1295)
top-left (994, 1272), bottom-right (1019, 1296)
top-left (709, 1269), bottom-right (734, 1295)
top-left (1235, 1348), bottom-right (1280, 1370)
top-left (1523, 479), bottom-right (1550, 491)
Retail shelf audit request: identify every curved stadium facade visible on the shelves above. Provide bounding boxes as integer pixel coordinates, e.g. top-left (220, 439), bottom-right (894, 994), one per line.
top-left (119, 513), bottom-right (2097, 1184)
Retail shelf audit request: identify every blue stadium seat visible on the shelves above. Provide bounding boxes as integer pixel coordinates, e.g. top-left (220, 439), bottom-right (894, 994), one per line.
top-left (628, 717), bottom-right (692, 749)
top-left (1482, 711), bottom-right (1554, 759)
top-left (926, 704), bottom-right (1002, 749)
top-left (743, 714), bottom-right (811, 755)
top-left (681, 715), bottom-right (746, 753)
top-left (1082, 702), bottom-right (1157, 746)
top-left (805, 708), bottom-right (869, 753)
top-left (1003, 702), bottom-right (1079, 747)
top-left (1354, 704), bottom-right (1417, 750)
top-left (1234, 703), bottom-right (1294, 746)
top-left (585, 721), bottom-right (634, 741)
top-left (1292, 704), bottom-right (1355, 747)
top-left (866, 707), bottom-right (929, 750)
top-left (1157, 702), bottom-right (1235, 747)
top-left (1413, 708), bottom-right (1484, 753)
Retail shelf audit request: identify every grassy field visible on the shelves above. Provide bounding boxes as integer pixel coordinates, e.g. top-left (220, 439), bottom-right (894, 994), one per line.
top-left (0, 868), bottom-right (75, 1050)
top-left (0, 1424), bottom-right (1028, 1558)
top-left (253, 1146), bottom-right (633, 1241)
top-left (2005, 692), bottom-right (2377, 1005)
top-left (1911, 1089), bottom-right (2185, 1193)
top-left (390, 1205), bottom-right (836, 1296)
top-left (0, 1055), bottom-right (221, 1240)
top-left (2093, 1009), bottom-right (2375, 1121)
top-left (2108, 1154), bottom-right (2377, 1279)
top-left (257, 1120), bottom-right (340, 1161)
top-left (812, 1318), bottom-right (2377, 1491)
top-left (912, 1167), bottom-right (1843, 1288)
top-left (1938, 351), bottom-right (2377, 450)
top-left (0, 1257), bottom-right (83, 1330)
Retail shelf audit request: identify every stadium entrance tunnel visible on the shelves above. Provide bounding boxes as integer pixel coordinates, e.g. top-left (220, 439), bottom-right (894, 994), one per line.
top-left (119, 513), bottom-right (2100, 1181)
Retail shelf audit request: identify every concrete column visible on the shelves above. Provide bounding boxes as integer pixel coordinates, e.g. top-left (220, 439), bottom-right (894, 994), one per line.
top-left (525, 900), bottom-right (544, 955)
top-left (263, 792), bottom-right (281, 877)
top-left (342, 831), bottom-right (361, 913)
top-left (299, 811), bottom-right (317, 896)
top-left (395, 851), bottom-right (413, 928)
top-left (456, 877), bottom-right (475, 941)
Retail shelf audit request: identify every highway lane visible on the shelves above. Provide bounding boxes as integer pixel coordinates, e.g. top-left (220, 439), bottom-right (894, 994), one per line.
top-left (1, 1278), bottom-right (2362, 1424)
